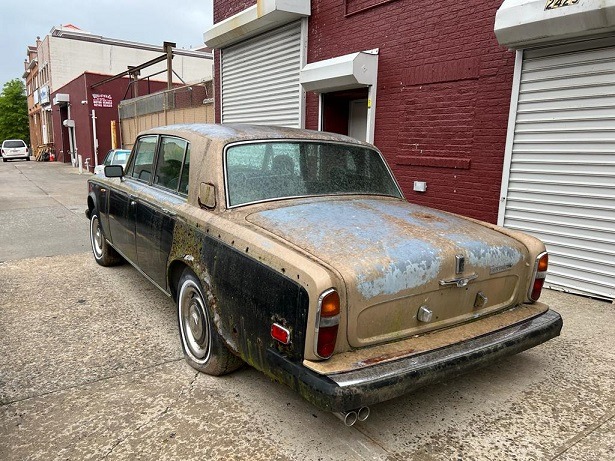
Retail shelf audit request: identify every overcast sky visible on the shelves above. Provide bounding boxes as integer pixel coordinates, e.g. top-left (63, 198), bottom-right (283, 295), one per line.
top-left (0, 0), bottom-right (213, 89)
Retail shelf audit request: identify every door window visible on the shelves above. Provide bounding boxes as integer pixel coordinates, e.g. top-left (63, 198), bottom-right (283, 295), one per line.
top-left (153, 137), bottom-right (188, 192)
top-left (178, 146), bottom-right (190, 195)
top-left (128, 136), bottom-right (158, 182)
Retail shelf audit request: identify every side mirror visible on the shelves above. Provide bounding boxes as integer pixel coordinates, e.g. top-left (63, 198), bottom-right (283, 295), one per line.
top-left (198, 182), bottom-right (216, 209)
top-left (105, 165), bottom-right (124, 178)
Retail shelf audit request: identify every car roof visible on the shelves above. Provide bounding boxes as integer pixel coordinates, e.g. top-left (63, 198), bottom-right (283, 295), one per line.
top-left (139, 123), bottom-right (369, 147)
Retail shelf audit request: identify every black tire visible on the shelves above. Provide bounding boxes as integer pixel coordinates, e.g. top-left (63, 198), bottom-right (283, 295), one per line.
top-left (2, 158), bottom-right (6, 162)
top-left (177, 269), bottom-right (243, 375)
top-left (89, 210), bottom-right (123, 266)
top-left (26, 156), bottom-right (30, 161)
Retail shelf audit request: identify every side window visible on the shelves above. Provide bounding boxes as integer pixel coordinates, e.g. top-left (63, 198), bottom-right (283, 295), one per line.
top-left (178, 145), bottom-right (190, 195)
top-left (129, 136), bottom-right (158, 182)
top-left (153, 137), bottom-right (187, 191)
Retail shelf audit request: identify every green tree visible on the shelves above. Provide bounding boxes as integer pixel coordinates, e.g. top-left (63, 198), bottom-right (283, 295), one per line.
top-left (0, 79), bottom-right (29, 144)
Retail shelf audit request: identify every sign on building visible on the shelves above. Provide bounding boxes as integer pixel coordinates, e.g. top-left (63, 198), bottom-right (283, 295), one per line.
top-left (39, 86), bottom-right (50, 105)
top-left (92, 94), bottom-right (113, 108)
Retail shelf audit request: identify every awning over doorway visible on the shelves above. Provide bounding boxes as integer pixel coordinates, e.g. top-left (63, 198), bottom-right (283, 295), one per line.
top-left (300, 50), bottom-right (378, 93)
top-left (204, 0), bottom-right (310, 48)
top-left (495, 0), bottom-right (615, 48)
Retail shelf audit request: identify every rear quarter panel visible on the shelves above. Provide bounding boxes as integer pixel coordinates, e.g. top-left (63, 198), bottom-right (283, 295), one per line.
top-left (167, 207), bottom-right (340, 365)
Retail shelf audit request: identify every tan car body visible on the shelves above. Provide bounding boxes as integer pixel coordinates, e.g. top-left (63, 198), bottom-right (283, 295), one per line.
top-left (87, 124), bottom-right (562, 413)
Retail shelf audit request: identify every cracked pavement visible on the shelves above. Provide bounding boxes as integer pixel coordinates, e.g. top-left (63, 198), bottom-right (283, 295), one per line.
top-left (1, 161), bottom-right (614, 460)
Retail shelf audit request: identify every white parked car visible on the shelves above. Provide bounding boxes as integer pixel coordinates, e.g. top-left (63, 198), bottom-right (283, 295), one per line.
top-left (93, 149), bottom-right (130, 176)
top-left (1, 140), bottom-right (29, 162)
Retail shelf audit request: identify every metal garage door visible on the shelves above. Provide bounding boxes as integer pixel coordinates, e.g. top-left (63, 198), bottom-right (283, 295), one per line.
top-left (221, 22), bottom-right (303, 127)
top-left (499, 37), bottom-right (615, 300)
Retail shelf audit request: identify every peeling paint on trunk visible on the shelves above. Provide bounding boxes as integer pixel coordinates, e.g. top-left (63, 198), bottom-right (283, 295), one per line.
top-left (448, 233), bottom-right (523, 269)
top-left (355, 240), bottom-right (440, 298)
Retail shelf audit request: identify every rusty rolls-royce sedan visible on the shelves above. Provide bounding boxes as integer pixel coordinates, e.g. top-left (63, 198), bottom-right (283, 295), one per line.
top-left (86, 124), bottom-right (562, 425)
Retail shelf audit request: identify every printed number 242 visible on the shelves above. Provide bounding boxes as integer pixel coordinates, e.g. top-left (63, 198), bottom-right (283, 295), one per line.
top-left (545, 0), bottom-right (579, 9)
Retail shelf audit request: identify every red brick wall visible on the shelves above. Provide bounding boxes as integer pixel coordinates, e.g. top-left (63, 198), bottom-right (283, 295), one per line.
top-left (214, 0), bottom-right (254, 22)
top-left (213, 0), bottom-right (514, 223)
top-left (308, 0), bottom-right (513, 223)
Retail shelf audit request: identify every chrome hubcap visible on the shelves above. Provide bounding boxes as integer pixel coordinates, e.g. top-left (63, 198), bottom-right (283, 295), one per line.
top-left (188, 303), bottom-right (204, 343)
top-left (179, 281), bottom-right (210, 361)
top-left (91, 216), bottom-right (103, 257)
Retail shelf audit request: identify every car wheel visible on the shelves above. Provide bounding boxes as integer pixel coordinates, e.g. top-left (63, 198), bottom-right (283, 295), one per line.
top-left (26, 156), bottom-right (30, 161)
top-left (2, 158), bottom-right (6, 162)
top-left (177, 269), bottom-right (243, 376)
top-left (89, 210), bottom-right (123, 266)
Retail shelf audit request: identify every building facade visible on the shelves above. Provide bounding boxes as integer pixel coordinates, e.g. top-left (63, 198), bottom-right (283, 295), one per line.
top-left (24, 24), bottom-right (213, 158)
top-left (50, 72), bottom-right (170, 167)
top-left (205, 0), bottom-right (515, 226)
top-left (23, 44), bottom-right (42, 150)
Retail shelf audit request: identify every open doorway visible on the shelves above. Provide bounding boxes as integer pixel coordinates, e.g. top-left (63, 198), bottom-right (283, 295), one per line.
top-left (300, 49), bottom-right (379, 143)
top-left (321, 88), bottom-right (369, 141)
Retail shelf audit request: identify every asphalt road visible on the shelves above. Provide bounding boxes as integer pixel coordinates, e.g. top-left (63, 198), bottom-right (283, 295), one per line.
top-left (1, 159), bottom-right (614, 460)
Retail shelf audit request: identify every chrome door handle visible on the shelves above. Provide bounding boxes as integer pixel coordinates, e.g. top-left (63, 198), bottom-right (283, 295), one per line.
top-left (439, 273), bottom-right (478, 288)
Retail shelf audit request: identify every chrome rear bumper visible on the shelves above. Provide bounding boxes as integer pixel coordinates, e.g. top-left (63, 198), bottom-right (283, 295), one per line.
top-left (267, 309), bottom-right (563, 412)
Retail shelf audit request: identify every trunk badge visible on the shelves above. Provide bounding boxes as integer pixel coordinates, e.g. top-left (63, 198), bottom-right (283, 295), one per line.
top-left (455, 255), bottom-right (465, 274)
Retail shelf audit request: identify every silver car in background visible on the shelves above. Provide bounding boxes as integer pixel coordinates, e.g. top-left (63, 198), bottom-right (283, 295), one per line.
top-left (93, 149), bottom-right (130, 176)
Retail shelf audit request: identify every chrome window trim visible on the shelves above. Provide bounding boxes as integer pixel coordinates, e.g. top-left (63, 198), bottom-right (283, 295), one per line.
top-left (528, 251), bottom-right (548, 302)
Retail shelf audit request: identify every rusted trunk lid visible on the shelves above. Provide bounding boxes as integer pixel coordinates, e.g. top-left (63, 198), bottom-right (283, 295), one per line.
top-left (246, 198), bottom-right (531, 348)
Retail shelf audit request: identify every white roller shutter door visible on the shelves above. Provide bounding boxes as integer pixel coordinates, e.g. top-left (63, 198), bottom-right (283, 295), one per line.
top-left (501, 37), bottom-right (615, 300)
top-left (221, 22), bottom-right (303, 127)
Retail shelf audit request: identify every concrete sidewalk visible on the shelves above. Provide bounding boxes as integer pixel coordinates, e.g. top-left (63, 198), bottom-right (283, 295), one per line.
top-left (0, 160), bottom-right (91, 261)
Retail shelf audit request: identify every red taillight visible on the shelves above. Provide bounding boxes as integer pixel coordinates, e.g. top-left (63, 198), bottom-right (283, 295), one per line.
top-left (529, 252), bottom-right (548, 302)
top-left (315, 289), bottom-right (340, 359)
top-left (316, 325), bottom-right (338, 358)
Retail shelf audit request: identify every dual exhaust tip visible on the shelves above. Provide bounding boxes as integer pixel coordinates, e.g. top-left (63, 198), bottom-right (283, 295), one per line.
top-left (335, 407), bottom-right (370, 426)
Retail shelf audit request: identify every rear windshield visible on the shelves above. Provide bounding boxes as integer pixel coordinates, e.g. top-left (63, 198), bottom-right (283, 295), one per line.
top-left (111, 151), bottom-right (129, 165)
top-left (225, 141), bottom-right (402, 207)
top-left (3, 140), bottom-right (26, 148)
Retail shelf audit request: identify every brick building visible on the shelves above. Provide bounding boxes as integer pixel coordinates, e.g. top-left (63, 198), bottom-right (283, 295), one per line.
top-left (205, 0), bottom-right (514, 225)
top-left (50, 72), bottom-right (170, 166)
top-left (24, 24), bottom-right (213, 160)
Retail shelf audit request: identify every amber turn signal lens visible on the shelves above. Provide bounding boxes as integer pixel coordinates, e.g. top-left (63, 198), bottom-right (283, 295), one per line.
top-left (538, 253), bottom-right (549, 272)
top-left (320, 290), bottom-right (340, 317)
